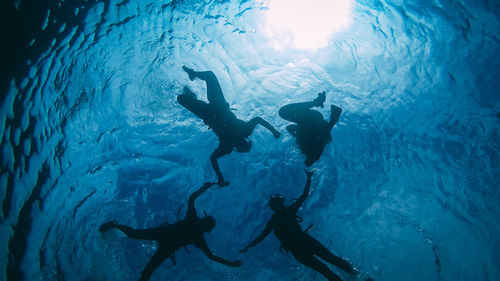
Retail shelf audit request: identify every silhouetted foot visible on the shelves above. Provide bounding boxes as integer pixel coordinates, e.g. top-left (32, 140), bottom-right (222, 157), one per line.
top-left (217, 179), bottom-right (230, 187)
top-left (330, 104), bottom-right (342, 124)
top-left (313, 91), bottom-right (326, 108)
top-left (99, 222), bottom-right (118, 233)
top-left (182, 66), bottom-right (195, 81)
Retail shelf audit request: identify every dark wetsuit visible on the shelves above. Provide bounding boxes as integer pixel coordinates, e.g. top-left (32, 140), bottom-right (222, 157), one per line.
top-left (100, 184), bottom-right (240, 281)
top-left (241, 173), bottom-right (354, 281)
top-left (177, 68), bottom-right (280, 185)
top-left (269, 207), bottom-right (354, 281)
top-left (116, 217), bottom-right (208, 281)
top-left (279, 97), bottom-right (341, 167)
top-left (293, 117), bottom-right (332, 162)
top-left (209, 109), bottom-right (253, 156)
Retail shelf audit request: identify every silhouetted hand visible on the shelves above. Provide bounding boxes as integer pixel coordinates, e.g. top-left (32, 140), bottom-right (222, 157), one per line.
top-left (217, 177), bottom-right (229, 187)
top-left (304, 168), bottom-right (315, 178)
top-left (229, 260), bottom-right (243, 267)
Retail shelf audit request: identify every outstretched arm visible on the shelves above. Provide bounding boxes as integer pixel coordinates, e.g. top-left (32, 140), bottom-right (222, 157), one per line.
top-left (247, 117), bottom-right (281, 138)
top-left (210, 145), bottom-right (232, 186)
top-left (199, 240), bottom-right (242, 267)
top-left (239, 219), bottom-right (274, 253)
top-left (290, 169), bottom-right (315, 212)
top-left (187, 182), bottom-right (215, 217)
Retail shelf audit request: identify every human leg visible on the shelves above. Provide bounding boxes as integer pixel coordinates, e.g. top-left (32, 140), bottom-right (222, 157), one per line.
top-left (279, 96), bottom-right (325, 124)
top-left (182, 66), bottom-right (226, 106)
top-left (307, 236), bottom-right (355, 275)
top-left (279, 91), bottom-right (325, 122)
top-left (278, 102), bottom-right (316, 123)
top-left (177, 87), bottom-right (212, 121)
top-left (292, 252), bottom-right (344, 281)
top-left (138, 248), bottom-right (170, 281)
top-left (100, 222), bottom-right (163, 241)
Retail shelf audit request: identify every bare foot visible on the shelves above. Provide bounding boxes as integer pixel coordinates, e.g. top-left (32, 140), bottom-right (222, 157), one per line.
top-left (182, 66), bottom-right (195, 81)
top-left (314, 91), bottom-right (326, 107)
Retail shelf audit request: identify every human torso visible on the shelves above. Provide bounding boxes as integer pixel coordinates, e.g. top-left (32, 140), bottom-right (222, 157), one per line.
top-left (297, 119), bottom-right (331, 142)
top-left (205, 107), bottom-right (250, 147)
top-left (272, 208), bottom-right (305, 251)
top-left (295, 120), bottom-right (332, 156)
top-left (160, 216), bottom-right (205, 250)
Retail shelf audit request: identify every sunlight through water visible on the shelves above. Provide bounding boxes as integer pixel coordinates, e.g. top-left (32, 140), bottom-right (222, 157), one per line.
top-left (263, 0), bottom-right (353, 50)
top-left (1, 0), bottom-right (499, 280)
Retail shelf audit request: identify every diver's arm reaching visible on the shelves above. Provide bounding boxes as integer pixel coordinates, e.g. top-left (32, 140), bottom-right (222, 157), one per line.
top-left (210, 147), bottom-right (231, 186)
top-left (239, 219), bottom-right (274, 253)
top-left (187, 182), bottom-right (214, 217)
top-left (198, 240), bottom-right (242, 267)
top-left (290, 169), bottom-right (315, 212)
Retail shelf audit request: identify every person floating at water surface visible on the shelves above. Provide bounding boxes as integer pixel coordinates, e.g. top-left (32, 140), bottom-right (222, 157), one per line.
top-left (240, 169), bottom-right (371, 281)
top-left (99, 182), bottom-right (242, 281)
top-left (279, 91), bottom-right (342, 166)
top-left (177, 66), bottom-right (281, 186)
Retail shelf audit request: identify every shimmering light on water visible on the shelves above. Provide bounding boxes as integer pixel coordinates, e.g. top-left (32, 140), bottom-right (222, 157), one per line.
top-left (0, 0), bottom-right (499, 281)
top-left (263, 0), bottom-right (352, 50)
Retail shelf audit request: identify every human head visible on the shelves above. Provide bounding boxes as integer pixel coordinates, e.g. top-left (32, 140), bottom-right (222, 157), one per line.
top-left (201, 216), bottom-right (216, 233)
top-left (268, 194), bottom-right (285, 211)
top-left (235, 138), bottom-right (252, 153)
top-left (305, 156), bottom-right (317, 167)
top-left (305, 146), bottom-right (324, 167)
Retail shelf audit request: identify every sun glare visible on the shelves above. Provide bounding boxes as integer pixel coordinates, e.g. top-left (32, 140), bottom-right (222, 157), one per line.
top-left (263, 0), bottom-right (353, 50)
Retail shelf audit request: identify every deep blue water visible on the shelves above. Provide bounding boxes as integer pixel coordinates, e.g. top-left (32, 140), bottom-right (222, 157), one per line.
top-left (1, 0), bottom-right (499, 280)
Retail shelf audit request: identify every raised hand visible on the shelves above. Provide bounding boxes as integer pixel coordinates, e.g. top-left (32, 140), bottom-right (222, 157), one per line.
top-left (217, 177), bottom-right (230, 187)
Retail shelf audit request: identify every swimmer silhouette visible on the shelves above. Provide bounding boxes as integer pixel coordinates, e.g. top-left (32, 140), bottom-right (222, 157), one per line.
top-left (177, 66), bottom-right (280, 186)
top-left (99, 182), bottom-right (242, 281)
top-left (240, 170), bottom-right (370, 281)
top-left (279, 92), bottom-right (342, 166)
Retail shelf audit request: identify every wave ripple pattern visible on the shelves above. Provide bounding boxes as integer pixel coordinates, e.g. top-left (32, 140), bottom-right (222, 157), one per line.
top-left (0, 0), bottom-right (499, 281)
